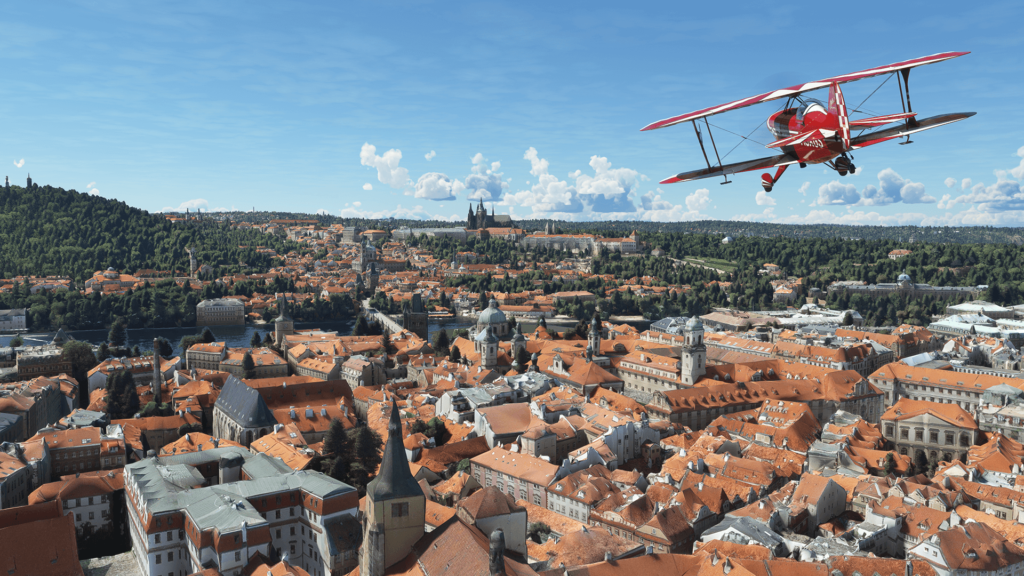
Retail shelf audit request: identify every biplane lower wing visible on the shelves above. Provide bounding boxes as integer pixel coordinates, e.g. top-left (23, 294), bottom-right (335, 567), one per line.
top-left (850, 112), bottom-right (976, 149)
top-left (659, 153), bottom-right (801, 185)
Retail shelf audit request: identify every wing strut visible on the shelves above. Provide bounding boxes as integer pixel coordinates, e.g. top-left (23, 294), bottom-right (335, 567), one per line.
top-left (703, 118), bottom-right (731, 184)
top-left (692, 121), bottom-right (713, 170)
top-left (897, 69), bottom-right (917, 144)
top-left (691, 120), bottom-right (732, 185)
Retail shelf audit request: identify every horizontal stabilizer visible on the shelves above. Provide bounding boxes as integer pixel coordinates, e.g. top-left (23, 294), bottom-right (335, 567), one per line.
top-left (766, 128), bottom-right (834, 149)
top-left (849, 112), bottom-right (917, 129)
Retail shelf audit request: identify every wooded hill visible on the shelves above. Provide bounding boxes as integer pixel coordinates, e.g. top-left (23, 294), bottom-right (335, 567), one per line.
top-left (0, 183), bottom-right (298, 280)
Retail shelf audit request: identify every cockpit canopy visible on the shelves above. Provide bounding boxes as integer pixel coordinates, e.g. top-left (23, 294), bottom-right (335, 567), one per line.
top-left (794, 97), bottom-right (828, 122)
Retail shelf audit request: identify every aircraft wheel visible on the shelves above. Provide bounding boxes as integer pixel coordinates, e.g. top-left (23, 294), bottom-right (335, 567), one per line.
top-left (838, 170), bottom-right (848, 177)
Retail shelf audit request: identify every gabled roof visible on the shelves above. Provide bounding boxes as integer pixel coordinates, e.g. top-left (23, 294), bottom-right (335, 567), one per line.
top-left (214, 378), bottom-right (278, 428)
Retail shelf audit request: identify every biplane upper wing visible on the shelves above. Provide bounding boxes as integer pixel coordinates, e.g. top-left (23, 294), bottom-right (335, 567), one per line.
top-left (641, 52), bottom-right (968, 132)
top-left (659, 153), bottom-right (801, 185)
top-left (849, 112), bottom-right (976, 149)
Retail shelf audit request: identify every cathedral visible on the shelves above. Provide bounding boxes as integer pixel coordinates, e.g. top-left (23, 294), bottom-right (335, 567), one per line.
top-left (466, 199), bottom-right (513, 230)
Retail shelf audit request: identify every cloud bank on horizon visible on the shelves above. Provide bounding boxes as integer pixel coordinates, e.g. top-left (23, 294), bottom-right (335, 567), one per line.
top-left (342, 141), bottom-right (1024, 226)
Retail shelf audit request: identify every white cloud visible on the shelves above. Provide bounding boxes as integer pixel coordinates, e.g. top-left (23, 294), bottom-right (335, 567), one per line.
top-left (937, 194), bottom-right (953, 209)
top-left (315, 208), bottom-right (329, 215)
top-left (413, 172), bottom-right (461, 201)
top-left (962, 178), bottom-right (973, 190)
top-left (425, 150), bottom-right (437, 161)
top-left (797, 182), bottom-right (810, 196)
top-left (944, 177), bottom-right (957, 188)
top-left (463, 153), bottom-right (508, 201)
top-left (755, 190), bottom-right (776, 206)
top-left (360, 143), bottom-right (410, 189)
top-left (362, 183), bottom-right (372, 191)
top-left (816, 181), bottom-right (861, 205)
top-left (88, 187), bottom-right (101, 196)
top-left (685, 188), bottom-right (711, 212)
top-left (503, 148), bottom-right (584, 215)
top-left (498, 149), bottom-right (711, 221)
top-left (573, 155), bottom-right (640, 213)
top-left (353, 201), bottom-right (362, 207)
top-left (631, 189), bottom-right (708, 221)
top-left (878, 168), bottom-right (935, 204)
top-left (944, 180), bottom-right (1024, 212)
top-left (160, 198), bottom-right (209, 212)
top-left (812, 169), bottom-right (934, 206)
top-left (1012, 146), bottom-right (1024, 180)
top-left (86, 181), bottom-right (96, 189)
top-left (13, 159), bottom-right (24, 168)
top-left (336, 204), bottom-right (438, 220)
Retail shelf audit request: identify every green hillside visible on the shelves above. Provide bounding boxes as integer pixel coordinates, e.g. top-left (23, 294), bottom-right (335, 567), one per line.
top-left (0, 183), bottom-right (294, 280)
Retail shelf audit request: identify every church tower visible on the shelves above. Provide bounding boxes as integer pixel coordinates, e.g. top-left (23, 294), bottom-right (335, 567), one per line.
top-left (360, 398), bottom-right (426, 576)
top-left (186, 246), bottom-right (197, 278)
top-left (273, 295), bottom-right (294, 348)
top-left (476, 199), bottom-right (487, 229)
top-left (367, 262), bottom-right (379, 294)
top-left (4, 176), bottom-right (8, 191)
top-left (474, 326), bottom-right (498, 369)
top-left (511, 325), bottom-right (526, 364)
top-left (26, 174), bottom-right (32, 189)
top-left (588, 315), bottom-right (602, 356)
top-left (467, 204), bottom-right (476, 230)
top-left (679, 316), bottom-right (706, 386)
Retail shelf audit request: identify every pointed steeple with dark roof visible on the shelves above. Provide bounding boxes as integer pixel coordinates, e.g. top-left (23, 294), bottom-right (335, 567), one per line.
top-left (367, 398), bottom-right (422, 500)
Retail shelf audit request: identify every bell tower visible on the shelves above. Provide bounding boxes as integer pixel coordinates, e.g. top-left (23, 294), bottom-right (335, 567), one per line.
top-left (360, 398), bottom-right (425, 576)
top-left (588, 315), bottom-right (602, 355)
top-left (273, 295), bottom-right (294, 348)
top-left (474, 326), bottom-right (498, 369)
top-left (679, 316), bottom-right (706, 386)
top-left (367, 262), bottom-right (379, 294)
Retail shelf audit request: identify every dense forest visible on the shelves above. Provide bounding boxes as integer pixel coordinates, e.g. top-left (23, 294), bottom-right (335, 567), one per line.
top-left (0, 275), bottom-right (356, 331)
top-left (406, 232), bottom-right (1012, 327)
top-left (0, 184), bottom-right (301, 280)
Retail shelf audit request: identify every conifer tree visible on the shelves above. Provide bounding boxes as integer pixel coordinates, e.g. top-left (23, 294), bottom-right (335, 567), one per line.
top-left (321, 419), bottom-right (353, 483)
top-left (241, 351), bottom-right (256, 379)
top-left (108, 316), bottom-right (128, 348)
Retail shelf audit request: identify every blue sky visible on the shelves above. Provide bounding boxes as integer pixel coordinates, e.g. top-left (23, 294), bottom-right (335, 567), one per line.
top-left (2, 1), bottom-right (1022, 225)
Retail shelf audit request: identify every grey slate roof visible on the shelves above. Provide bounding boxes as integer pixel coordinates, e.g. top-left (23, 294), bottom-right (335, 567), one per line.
top-left (366, 398), bottom-right (422, 501)
top-left (704, 516), bottom-right (784, 548)
top-left (241, 452), bottom-right (293, 479)
top-left (214, 378), bottom-right (279, 428)
top-left (126, 452), bottom-right (355, 533)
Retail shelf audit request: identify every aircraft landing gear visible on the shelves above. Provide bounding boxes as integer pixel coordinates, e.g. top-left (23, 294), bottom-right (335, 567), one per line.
top-left (835, 156), bottom-right (855, 177)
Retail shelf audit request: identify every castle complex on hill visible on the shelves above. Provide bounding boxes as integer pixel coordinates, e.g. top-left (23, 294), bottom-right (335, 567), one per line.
top-left (466, 199), bottom-right (514, 230)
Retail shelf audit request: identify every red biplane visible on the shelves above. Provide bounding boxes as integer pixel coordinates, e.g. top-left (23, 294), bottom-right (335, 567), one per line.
top-left (642, 52), bottom-right (975, 192)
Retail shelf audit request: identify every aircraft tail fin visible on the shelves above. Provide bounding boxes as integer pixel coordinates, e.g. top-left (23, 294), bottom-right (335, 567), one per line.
top-left (828, 82), bottom-right (851, 150)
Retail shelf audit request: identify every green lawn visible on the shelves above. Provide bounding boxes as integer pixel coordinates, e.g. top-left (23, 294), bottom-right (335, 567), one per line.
top-left (682, 256), bottom-right (737, 272)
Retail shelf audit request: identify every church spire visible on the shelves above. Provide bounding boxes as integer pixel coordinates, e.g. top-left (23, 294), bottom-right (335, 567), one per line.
top-left (366, 398), bottom-right (421, 500)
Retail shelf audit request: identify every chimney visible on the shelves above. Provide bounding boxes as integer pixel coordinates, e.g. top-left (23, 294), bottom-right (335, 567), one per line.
top-left (906, 560), bottom-right (913, 576)
top-left (489, 529), bottom-right (506, 576)
top-left (604, 551), bottom-right (613, 561)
